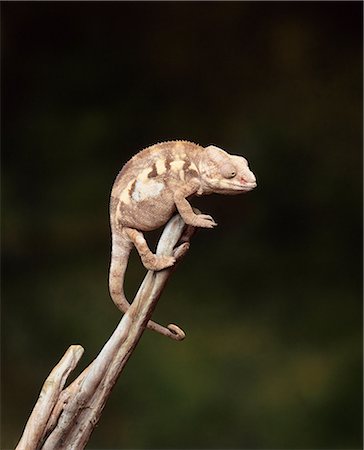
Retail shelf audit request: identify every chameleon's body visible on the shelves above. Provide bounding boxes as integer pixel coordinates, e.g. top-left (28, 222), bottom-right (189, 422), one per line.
top-left (109, 140), bottom-right (256, 339)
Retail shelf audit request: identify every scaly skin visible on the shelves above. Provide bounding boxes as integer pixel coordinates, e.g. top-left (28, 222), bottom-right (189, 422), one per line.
top-left (109, 140), bottom-right (257, 339)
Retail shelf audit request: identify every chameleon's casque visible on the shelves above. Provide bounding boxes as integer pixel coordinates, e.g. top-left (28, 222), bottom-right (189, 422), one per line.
top-left (109, 140), bottom-right (256, 339)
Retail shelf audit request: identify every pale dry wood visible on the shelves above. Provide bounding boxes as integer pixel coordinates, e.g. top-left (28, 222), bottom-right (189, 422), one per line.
top-left (16, 214), bottom-right (194, 450)
top-left (15, 345), bottom-right (84, 450)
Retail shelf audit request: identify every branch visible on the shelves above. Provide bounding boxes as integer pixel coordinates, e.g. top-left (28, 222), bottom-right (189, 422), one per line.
top-left (16, 214), bottom-right (195, 450)
top-left (15, 345), bottom-right (84, 450)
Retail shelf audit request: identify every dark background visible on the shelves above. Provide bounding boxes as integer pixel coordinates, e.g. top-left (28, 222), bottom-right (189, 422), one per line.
top-left (2, 1), bottom-right (362, 449)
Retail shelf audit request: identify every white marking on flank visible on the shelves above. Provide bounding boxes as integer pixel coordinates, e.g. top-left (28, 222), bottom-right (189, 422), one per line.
top-left (132, 180), bottom-right (164, 202)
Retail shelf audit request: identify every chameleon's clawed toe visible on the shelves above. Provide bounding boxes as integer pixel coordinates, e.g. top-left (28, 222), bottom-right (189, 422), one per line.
top-left (193, 214), bottom-right (218, 228)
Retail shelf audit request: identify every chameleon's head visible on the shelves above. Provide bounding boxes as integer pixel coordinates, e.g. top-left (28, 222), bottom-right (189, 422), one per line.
top-left (199, 145), bottom-right (257, 195)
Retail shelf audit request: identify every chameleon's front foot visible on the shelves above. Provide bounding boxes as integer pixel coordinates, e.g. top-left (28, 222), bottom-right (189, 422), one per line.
top-left (190, 213), bottom-right (217, 229)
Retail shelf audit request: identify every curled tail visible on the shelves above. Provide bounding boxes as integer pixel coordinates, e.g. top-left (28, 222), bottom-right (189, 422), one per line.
top-left (109, 231), bottom-right (185, 341)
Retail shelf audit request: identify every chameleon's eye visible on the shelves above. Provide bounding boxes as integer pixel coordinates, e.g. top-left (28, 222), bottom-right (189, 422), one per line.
top-left (221, 162), bottom-right (237, 179)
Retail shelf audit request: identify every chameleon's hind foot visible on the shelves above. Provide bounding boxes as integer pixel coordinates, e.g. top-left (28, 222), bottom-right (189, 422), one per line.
top-left (142, 254), bottom-right (176, 271)
top-left (124, 226), bottom-right (176, 271)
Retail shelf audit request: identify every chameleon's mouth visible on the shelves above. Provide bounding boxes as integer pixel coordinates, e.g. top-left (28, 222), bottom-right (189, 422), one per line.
top-left (218, 180), bottom-right (256, 195)
top-left (243, 181), bottom-right (257, 190)
top-left (232, 181), bottom-right (257, 191)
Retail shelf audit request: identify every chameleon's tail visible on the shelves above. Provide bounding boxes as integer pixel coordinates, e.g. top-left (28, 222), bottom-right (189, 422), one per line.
top-left (109, 232), bottom-right (185, 341)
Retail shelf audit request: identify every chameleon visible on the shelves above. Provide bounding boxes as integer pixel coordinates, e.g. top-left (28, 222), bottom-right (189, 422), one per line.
top-left (109, 140), bottom-right (257, 339)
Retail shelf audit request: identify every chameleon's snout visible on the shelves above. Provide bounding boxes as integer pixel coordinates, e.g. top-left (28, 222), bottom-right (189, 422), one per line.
top-left (240, 168), bottom-right (257, 190)
top-left (242, 172), bottom-right (256, 184)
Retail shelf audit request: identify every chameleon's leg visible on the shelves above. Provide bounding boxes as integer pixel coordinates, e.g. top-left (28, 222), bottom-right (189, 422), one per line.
top-left (124, 227), bottom-right (176, 270)
top-left (174, 182), bottom-right (218, 228)
top-left (120, 227), bottom-right (184, 340)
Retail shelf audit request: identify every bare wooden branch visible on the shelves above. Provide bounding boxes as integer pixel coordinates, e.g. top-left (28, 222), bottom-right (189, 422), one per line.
top-left (16, 214), bottom-right (194, 450)
top-left (15, 345), bottom-right (84, 450)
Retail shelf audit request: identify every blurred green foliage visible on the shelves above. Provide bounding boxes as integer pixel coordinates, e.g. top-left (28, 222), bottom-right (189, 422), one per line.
top-left (1, 2), bottom-right (362, 449)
